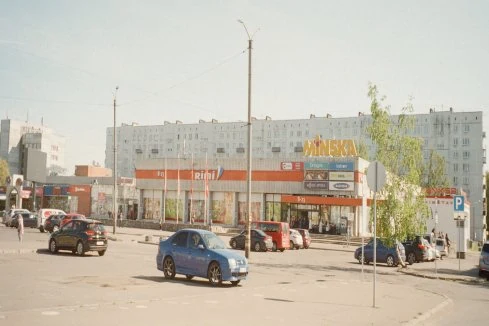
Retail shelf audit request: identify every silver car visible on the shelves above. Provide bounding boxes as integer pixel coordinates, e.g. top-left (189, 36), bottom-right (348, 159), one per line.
top-left (479, 241), bottom-right (489, 277)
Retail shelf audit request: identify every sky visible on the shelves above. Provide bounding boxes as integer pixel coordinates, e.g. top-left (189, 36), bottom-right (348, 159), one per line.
top-left (1, 1), bottom-right (488, 175)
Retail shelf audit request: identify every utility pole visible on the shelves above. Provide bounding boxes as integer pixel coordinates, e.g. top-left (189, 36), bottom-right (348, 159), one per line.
top-left (238, 19), bottom-right (256, 259)
top-left (113, 86), bottom-right (119, 234)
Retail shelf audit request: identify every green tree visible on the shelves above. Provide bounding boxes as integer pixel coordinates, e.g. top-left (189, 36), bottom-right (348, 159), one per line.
top-left (366, 84), bottom-right (430, 252)
top-left (0, 159), bottom-right (9, 185)
top-left (422, 149), bottom-right (450, 195)
top-left (355, 141), bottom-right (370, 160)
top-left (485, 172), bottom-right (488, 237)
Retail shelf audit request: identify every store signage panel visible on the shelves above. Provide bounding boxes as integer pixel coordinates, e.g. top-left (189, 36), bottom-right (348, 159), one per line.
top-left (304, 181), bottom-right (329, 190)
top-left (329, 181), bottom-right (354, 191)
top-left (304, 162), bottom-right (329, 170)
top-left (304, 171), bottom-right (328, 180)
top-left (329, 171), bottom-right (354, 181)
top-left (329, 162), bottom-right (354, 171)
top-left (281, 162), bottom-right (304, 170)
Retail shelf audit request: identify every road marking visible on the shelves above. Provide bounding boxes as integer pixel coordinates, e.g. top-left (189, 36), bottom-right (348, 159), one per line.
top-left (41, 311), bottom-right (60, 316)
top-left (204, 300), bottom-right (218, 304)
top-left (136, 305), bottom-right (147, 309)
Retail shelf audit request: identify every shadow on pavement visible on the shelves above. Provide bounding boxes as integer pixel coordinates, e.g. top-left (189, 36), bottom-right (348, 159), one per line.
top-left (132, 275), bottom-right (244, 288)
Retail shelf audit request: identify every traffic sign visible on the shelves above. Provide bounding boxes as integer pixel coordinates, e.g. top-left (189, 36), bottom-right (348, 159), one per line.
top-left (453, 195), bottom-right (464, 212)
top-left (367, 161), bottom-right (386, 192)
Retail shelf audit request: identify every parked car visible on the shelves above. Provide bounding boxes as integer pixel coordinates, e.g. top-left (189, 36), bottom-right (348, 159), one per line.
top-left (354, 238), bottom-right (406, 267)
top-left (48, 219), bottom-right (108, 256)
top-left (478, 241), bottom-right (489, 277)
top-left (294, 228), bottom-right (312, 249)
top-left (37, 208), bottom-right (66, 232)
top-left (251, 221), bottom-right (290, 252)
top-left (43, 214), bottom-right (65, 233)
top-left (59, 213), bottom-right (86, 227)
top-left (229, 229), bottom-right (273, 252)
top-left (4, 209), bottom-right (30, 227)
top-left (10, 212), bottom-right (38, 229)
top-left (289, 229), bottom-right (303, 250)
top-left (157, 229), bottom-right (248, 286)
top-left (435, 238), bottom-right (448, 258)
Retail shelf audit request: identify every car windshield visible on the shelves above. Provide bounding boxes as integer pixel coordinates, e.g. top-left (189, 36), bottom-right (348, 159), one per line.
top-left (202, 233), bottom-right (226, 249)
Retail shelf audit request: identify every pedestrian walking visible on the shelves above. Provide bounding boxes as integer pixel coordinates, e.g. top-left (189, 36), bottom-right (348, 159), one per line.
top-left (118, 211), bottom-right (123, 228)
top-left (16, 213), bottom-right (24, 243)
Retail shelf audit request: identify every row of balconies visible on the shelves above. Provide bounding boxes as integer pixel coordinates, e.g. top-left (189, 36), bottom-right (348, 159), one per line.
top-left (135, 146), bottom-right (306, 155)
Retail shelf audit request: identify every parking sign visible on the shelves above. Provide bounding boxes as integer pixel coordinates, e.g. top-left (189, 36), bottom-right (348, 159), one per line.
top-left (453, 196), bottom-right (464, 212)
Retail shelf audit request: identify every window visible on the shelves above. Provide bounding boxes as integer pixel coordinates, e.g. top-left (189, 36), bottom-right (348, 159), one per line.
top-left (463, 163), bottom-right (469, 172)
top-left (463, 151), bottom-right (470, 159)
top-left (453, 176), bottom-right (458, 185)
top-left (463, 176), bottom-right (469, 185)
top-left (453, 138), bottom-right (458, 147)
top-left (464, 124), bottom-right (470, 133)
top-left (462, 138), bottom-right (470, 146)
top-left (453, 164), bottom-right (458, 172)
top-left (172, 231), bottom-right (188, 247)
top-left (453, 151), bottom-right (459, 159)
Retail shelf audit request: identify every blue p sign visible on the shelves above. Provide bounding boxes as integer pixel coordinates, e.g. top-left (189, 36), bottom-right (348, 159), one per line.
top-left (453, 196), bottom-right (464, 212)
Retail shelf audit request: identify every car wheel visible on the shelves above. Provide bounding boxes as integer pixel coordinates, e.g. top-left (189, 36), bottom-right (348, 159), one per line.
top-left (98, 250), bottom-right (106, 256)
top-left (407, 252), bottom-right (416, 265)
top-left (49, 239), bottom-right (58, 254)
top-left (231, 280), bottom-right (240, 286)
top-left (272, 242), bottom-right (277, 252)
top-left (254, 242), bottom-right (261, 252)
top-left (230, 239), bottom-right (237, 249)
top-left (185, 275), bottom-right (194, 280)
top-left (163, 256), bottom-right (176, 279)
top-left (290, 241), bottom-right (294, 250)
top-left (208, 262), bottom-right (222, 286)
top-left (39, 226), bottom-right (45, 233)
top-left (279, 248), bottom-right (285, 252)
top-left (386, 255), bottom-right (395, 267)
top-left (53, 225), bottom-right (59, 232)
top-left (304, 245), bottom-right (309, 249)
top-left (76, 241), bottom-right (85, 256)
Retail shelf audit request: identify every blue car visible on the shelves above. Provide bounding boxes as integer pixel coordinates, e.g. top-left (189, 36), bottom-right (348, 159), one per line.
top-left (156, 229), bottom-right (248, 286)
top-left (354, 238), bottom-right (406, 267)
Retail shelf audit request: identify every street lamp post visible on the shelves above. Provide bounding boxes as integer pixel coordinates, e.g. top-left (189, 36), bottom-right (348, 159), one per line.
top-left (238, 19), bottom-right (255, 259)
top-left (113, 86), bottom-right (119, 234)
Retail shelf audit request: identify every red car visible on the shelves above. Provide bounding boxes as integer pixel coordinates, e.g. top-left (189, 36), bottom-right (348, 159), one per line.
top-left (60, 213), bottom-right (86, 227)
top-left (294, 228), bottom-right (312, 249)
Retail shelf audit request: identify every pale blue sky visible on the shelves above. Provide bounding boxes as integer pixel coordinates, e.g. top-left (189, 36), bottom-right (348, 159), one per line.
top-left (1, 1), bottom-right (488, 174)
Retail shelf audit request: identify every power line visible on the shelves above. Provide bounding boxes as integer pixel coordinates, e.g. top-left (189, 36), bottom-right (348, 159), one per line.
top-left (119, 48), bottom-right (247, 107)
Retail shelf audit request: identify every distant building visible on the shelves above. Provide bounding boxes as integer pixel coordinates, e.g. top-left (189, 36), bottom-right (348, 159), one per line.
top-left (0, 119), bottom-right (66, 176)
top-left (105, 109), bottom-right (486, 241)
top-left (75, 165), bottom-right (112, 177)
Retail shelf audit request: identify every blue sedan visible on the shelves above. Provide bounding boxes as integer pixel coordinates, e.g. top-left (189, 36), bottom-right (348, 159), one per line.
top-left (156, 229), bottom-right (248, 286)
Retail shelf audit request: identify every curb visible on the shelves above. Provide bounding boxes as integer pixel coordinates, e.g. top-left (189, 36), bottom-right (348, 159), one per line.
top-left (398, 268), bottom-right (486, 284)
top-left (0, 248), bottom-right (37, 255)
top-left (405, 295), bottom-right (453, 326)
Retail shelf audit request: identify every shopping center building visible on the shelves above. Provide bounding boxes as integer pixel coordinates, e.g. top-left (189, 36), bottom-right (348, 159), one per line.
top-left (135, 138), bottom-right (373, 236)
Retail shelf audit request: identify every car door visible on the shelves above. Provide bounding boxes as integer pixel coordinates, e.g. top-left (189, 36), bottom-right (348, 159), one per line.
top-left (236, 231), bottom-right (246, 248)
top-left (375, 240), bottom-right (387, 263)
top-left (67, 220), bottom-right (83, 248)
top-left (171, 231), bottom-right (189, 274)
top-left (186, 231), bottom-right (208, 277)
top-left (57, 221), bottom-right (74, 248)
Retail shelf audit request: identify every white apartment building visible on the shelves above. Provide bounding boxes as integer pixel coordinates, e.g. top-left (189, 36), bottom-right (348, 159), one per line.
top-left (0, 119), bottom-right (66, 176)
top-left (105, 108), bottom-right (486, 240)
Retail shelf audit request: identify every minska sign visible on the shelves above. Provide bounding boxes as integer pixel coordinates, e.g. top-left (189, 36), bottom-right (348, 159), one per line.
top-left (303, 135), bottom-right (357, 157)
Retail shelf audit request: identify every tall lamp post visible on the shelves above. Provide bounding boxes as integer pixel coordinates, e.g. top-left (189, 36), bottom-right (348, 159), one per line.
top-left (113, 86), bottom-right (119, 234)
top-left (238, 19), bottom-right (256, 259)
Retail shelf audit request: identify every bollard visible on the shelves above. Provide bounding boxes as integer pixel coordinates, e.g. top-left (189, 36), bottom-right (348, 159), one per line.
top-left (145, 235), bottom-right (152, 242)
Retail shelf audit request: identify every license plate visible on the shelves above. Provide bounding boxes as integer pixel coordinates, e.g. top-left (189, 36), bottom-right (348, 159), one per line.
top-left (239, 267), bottom-right (247, 273)
top-left (96, 241), bottom-right (104, 245)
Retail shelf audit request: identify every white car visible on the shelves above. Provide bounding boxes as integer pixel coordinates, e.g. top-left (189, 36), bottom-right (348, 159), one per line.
top-left (435, 238), bottom-right (448, 258)
top-left (289, 229), bottom-right (303, 250)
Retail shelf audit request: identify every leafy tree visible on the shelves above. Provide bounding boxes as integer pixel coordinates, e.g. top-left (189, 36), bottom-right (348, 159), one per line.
top-left (486, 172), bottom-right (488, 237)
top-left (366, 84), bottom-right (430, 254)
top-left (422, 149), bottom-right (450, 194)
top-left (0, 159), bottom-right (9, 185)
top-left (356, 141), bottom-right (370, 160)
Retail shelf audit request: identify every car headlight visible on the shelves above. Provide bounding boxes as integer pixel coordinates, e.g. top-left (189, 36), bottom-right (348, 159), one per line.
top-left (228, 258), bottom-right (237, 268)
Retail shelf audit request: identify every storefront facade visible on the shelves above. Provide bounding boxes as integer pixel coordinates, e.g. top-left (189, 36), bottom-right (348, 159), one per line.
top-left (135, 138), bottom-right (374, 237)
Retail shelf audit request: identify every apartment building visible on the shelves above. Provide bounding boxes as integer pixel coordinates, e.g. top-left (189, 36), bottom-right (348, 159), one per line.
top-left (0, 119), bottom-right (66, 176)
top-left (105, 108), bottom-right (486, 240)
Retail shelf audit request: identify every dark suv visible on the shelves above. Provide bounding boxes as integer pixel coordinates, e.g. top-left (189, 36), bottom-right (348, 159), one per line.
top-left (402, 235), bottom-right (430, 264)
top-left (48, 219), bottom-right (108, 256)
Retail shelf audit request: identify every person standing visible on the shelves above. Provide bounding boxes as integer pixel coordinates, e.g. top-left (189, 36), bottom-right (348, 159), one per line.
top-left (17, 213), bottom-right (24, 243)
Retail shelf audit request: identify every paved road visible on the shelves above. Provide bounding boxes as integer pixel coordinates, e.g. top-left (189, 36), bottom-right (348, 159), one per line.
top-left (0, 225), bottom-right (488, 325)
